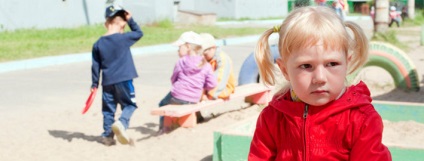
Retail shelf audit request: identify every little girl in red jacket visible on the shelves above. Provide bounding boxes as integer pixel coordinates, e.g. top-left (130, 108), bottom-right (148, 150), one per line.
top-left (248, 6), bottom-right (392, 161)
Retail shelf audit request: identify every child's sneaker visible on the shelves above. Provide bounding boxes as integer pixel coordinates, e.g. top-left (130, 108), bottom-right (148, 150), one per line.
top-left (101, 136), bottom-right (116, 146)
top-left (111, 121), bottom-right (130, 145)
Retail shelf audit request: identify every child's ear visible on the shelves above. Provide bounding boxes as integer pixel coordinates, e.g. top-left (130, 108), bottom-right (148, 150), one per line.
top-left (346, 54), bottom-right (352, 69)
top-left (347, 54), bottom-right (352, 63)
top-left (120, 20), bottom-right (127, 28)
top-left (276, 58), bottom-right (290, 81)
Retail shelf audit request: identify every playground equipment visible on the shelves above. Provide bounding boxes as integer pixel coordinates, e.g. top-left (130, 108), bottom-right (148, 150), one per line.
top-left (354, 41), bottom-right (420, 91)
top-left (213, 101), bottom-right (424, 161)
top-left (150, 83), bottom-right (270, 129)
top-left (237, 44), bottom-right (279, 85)
top-left (238, 41), bottom-right (420, 91)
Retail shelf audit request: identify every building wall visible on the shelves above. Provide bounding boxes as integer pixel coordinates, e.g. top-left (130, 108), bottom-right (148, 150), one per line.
top-left (124, 0), bottom-right (174, 24)
top-left (0, 0), bottom-right (174, 31)
top-left (0, 0), bottom-right (104, 31)
top-left (195, 0), bottom-right (237, 18)
top-left (178, 0), bottom-right (288, 19)
top-left (0, 0), bottom-right (287, 31)
top-left (235, 0), bottom-right (287, 19)
top-left (177, 0), bottom-right (196, 10)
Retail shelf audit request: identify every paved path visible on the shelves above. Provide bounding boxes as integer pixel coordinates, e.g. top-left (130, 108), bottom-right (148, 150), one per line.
top-left (0, 41), bottom-right (257, 112)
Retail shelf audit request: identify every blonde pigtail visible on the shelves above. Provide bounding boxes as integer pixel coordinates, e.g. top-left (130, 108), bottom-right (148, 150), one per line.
top-left (255, 28), bottom-right (277, 86)
top-left (187, 43), bottom-right (208, 68)
top-left (344, 21), bottom-right (369, 74)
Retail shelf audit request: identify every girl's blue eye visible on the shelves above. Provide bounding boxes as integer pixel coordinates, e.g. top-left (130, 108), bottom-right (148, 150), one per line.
top-left (300, 64), bottom-right (312, 69)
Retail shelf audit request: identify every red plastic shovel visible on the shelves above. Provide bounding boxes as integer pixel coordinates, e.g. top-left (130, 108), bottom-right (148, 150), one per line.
top-left (82, 87), bottom-right (97, 114)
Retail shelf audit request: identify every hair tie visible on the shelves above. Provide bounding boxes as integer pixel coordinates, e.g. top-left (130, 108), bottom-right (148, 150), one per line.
top-left (273, 25), bottom-right (281, 33)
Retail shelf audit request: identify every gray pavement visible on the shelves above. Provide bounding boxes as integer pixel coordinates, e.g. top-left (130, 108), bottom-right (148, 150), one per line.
top-left (0, 42), bottom-right (257, 112)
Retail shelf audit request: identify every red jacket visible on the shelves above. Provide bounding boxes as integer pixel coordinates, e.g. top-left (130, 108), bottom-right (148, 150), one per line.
top-left (249, 82), bottom-right (391, 161)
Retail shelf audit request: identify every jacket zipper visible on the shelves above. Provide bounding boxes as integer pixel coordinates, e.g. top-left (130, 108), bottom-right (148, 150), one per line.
top-left (303, 104), bottom-right (309, 161)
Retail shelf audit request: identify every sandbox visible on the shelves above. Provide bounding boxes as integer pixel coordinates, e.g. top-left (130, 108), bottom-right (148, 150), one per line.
top-left (213, 101), bottom-right (424, 161)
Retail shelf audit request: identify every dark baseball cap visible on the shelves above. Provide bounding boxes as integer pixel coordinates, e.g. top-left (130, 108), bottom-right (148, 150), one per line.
top-left (105, 5), bottom-right (126, 19)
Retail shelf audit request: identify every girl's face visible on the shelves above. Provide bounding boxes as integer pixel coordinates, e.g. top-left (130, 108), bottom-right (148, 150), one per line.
top-left (277, 45), bottom-right (348, 106)
top-left (178, 44), bottom-right (189, 57)
top-left (202, 47), bottom-right (216, 62)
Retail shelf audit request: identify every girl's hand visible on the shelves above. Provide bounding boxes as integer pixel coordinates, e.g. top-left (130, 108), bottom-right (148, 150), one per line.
top-left (201, 95), bottom-right (209, 101)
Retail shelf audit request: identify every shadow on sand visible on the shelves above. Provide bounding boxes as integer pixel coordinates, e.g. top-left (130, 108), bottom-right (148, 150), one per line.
top-left (48, 130), bottom-right (102, 144)
top-left (372, 77), bottom-right (424, 103)
top-left (131, 123), bottom-right (161, 142)
top-left (200, 155), bottom-right (213, 161)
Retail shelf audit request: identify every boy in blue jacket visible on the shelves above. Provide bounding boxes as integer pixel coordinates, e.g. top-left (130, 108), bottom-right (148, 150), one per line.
top-left (91, 5), bottom-right (143, 146)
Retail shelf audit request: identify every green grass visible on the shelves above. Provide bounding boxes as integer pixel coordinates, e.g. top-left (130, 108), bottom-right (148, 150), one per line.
top-left (0, 20), bottom-right (267, 62)
top-left (371, 9), bottom-right (424, 52)
top-left (372, 30), bottom-right (410, 51)
top-left (2, 10), bottom-right (422, 63)
top-left (402, 9), bottom-right (424, 27)
top-left (0, 25), bottom-right (104, 62)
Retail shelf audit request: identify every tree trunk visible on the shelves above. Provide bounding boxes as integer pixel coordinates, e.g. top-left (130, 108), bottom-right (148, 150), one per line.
top-left (374, 0), bottom-right (389, 33)
top-left (408, 0), bottom-right (415, 19)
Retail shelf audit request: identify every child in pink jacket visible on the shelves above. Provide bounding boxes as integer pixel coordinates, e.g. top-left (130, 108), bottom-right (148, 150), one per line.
top-left (157, 31), bottom-right (217, 134)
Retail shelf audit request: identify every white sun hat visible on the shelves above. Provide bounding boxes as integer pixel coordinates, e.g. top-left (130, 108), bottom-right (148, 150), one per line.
top-left (172, 31), bottom-right (203, 46)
